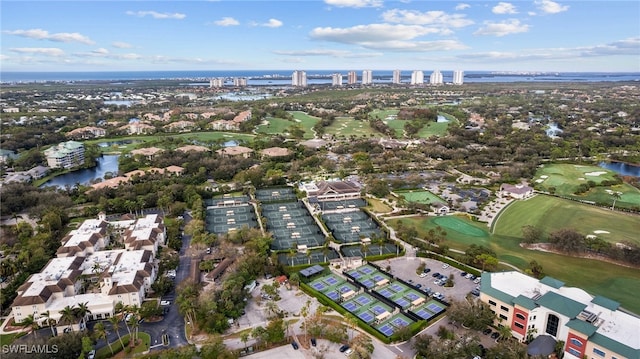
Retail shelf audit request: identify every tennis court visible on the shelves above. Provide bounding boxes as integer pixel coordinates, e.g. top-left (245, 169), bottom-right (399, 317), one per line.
top-left (413, 308), bottom-right (436, 320)
top-left (359, 266), bottom-right (375, 274)
top-left (324, 276), bottom-right (340, 286)
top-left (394, 297), bottom-right (411, 308)
top-left (340, 243), bottom-right (399, 257)
top-left (255, 187), bottom-right (298, 202)
top-left (391, 317), bottom-right (410, 328)
top-left (355, 295), bottom-right (372, 305)
top-left (326, 291), bottom-right (340, 301)
top-left (206, 195), bottom-right (251, 207)
top-left (426, 301), bottom-right (445, 314)
top-left (405, 292), bottom-right (420, 301)
top-left (358, 311), bottom-right (375, 323)
top-left (390, 283), bottom-right (405, 293)
top-left (371, 305), bottom-right (389, 315)
top-left (263, 199), bottom-right (327, 250)
top-left (318, 198), bottom-right (367, 211)
top-left (378, 288), bottom-right (395, 298)
top-left (277, 247), bottom-right (339, 266)
top-left (360, 279), bottom-right (375, 288)
top-left (342, 301), bottom-right (359, 312)
top-left (377, 324), bottom-right (395, 336)
top-left (322, 210), bottom-right (383, 244)
top-left (205, 203), bottom-right (258, 234)
top-left (375, 313), bottom-right (415, 337)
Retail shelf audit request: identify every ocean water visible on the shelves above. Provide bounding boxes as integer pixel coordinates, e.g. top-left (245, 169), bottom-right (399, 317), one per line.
top-left (1, 70), bottom-right (639, 84)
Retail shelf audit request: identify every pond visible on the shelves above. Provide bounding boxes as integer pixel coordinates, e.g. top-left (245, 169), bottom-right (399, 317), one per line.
top-left (598, 161), bottom-right (640, 177)
top-left (41, 154), bottom-right (120, 188)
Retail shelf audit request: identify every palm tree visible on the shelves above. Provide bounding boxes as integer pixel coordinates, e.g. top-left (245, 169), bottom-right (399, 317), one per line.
top-left (344, 313), bottom-right (358, 341)
top-left (611, 191), bottom-right (622, 211)
top-left (240, 332), bottom-right (250, 349)
top-left (93, 322), bottom-right (113, 355)
top-left (59, 305), bottom-right (77, 333)
top-left (108, 315), bottom-right (125, 349)
top-left (128, 315), bottom-right (140, 346)
top-left (75, 302), bottom-right (91, 331)
top-left (20, 314), bottom-right (38, 338)
top-left (40, 310), bottom-right (56, 337)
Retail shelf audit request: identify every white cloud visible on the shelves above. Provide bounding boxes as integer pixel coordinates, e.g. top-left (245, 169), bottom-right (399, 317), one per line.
top-left (311, 24), bottom-right (445, 44)
top-left (214, 17), bottom-right (240, 26)
top-left (324, 0), bottom-right (383, 8)
top-left (263, 19), bottom-right (283, 28)
top-left (125, 10), bottom-right (186, 20)
top-left (474, 19), bottom-right (529, 37)
top-left (360, 40), bottom-right (468, 52)
top-left (492, 2), bottom-right (518, 14)
top-left (93, 48), bottom-right (109, 55)
top-left (455, 3), bottom-right (470, 11)
top-left (381, 9), bottom-right (474, 27)
top-left (273, 49), bottom-right (383, 58)
top-left (535, 0), bottom-right (569, 14)
top-left (10, 47), bottom-right (65, 56)
top-left (0, 54), bottom-right (9, 61)
top-left (112, 41), bottom-right (133, 49)
top-left (4, 28), bottom-right (94, 45)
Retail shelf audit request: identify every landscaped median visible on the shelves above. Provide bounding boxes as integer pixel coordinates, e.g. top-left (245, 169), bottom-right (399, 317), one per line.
top-left (95, 332), bottom-right (150, 359)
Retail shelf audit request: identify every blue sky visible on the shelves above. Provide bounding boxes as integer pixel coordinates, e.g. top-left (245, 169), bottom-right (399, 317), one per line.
top-left (1, 0), bottom-right (639, 72)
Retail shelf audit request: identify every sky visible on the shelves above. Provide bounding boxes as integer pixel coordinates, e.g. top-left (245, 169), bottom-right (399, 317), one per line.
top-left (1, 0), bottom-right (639, 72)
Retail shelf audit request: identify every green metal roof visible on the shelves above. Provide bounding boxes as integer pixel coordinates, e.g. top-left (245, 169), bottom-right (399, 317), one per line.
top-left (566, 319), bottom-right (598, 336)
top-left (536, 291), bottom-right (585, 318)
top-left (513, 295), bottom-right (537, 310)
top-left (591, 295), bottom-right (620, 311)
top-left (589, 332), bottom-right (639, 359)
top-left (480, 272), bottom-right (514, 305)
top-left (540, 276), bottom-right (565, 289)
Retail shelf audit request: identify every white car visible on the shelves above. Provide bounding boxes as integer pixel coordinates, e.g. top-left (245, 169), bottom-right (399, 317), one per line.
top-left (419, 272), bottom-right (427, 278)
top-left (160, 300), bottom-right (171, 306)
top-left (124, 313), bottom-right (133, 322)
top-left (442, 263), bottom-right (450, 269)
top-left (344, 348), bottom-right (354, 356)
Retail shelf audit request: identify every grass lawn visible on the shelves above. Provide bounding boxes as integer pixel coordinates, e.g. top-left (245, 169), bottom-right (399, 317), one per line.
top-left (289, 111), bottom-right (321, 139)
top-left (396, 189), bottom-right (445, 205)
top-left (256, 117), bottom-right (294, 135)
top-left (494, 195), bottom-right (640, 245)
top-left (0, 331), bottom-right (27, 346)
top-left (86, 132), bottom-right (255, 153)
top-left (532, 163), bottom-right (640, 209)
top-left (369, 109), bottom-right (399, 120)
top-left (386, 214), bottom-right (640, 314)
top-left (416, 121), bottom-right (450, 138)
top-left (324, 117), bottom-right (382, 138)
top-left (366, 198), bottom-right (393, 213)
top-left (96, 332), bottom-right (150, 359)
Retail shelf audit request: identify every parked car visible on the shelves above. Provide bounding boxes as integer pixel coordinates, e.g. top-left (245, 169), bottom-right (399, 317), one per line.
top-left (291, 341), bottom-right (299, 350)
top-left (483, 328), bottom-right (493, 335)
top-left (442, 263), bottom-right (450, 269)
top-left (474, 277), bottom-right (481, 284)
top-left (432, 272), bottom-right (441, 278)
top-left (419, 272), bottom-right (427, 278)
top-left (471, 289), bottom-right (480, 297)
top-left (460, 271), bottom-right (468, 277)
top-left (311, 338), bottom-right (317, 347)
top-left (344, 348), bottom-right (354, 356)
top-left (160, 300), bottom-right (171, 306)
top-left (339, 344), bottom-right (350, 352)
top-left (87, 350), bottom-right (96, 359)
top-left (124, 313), bottom-right (133, 322)
top-left (416, 283), bottom-right (422, 288)
top-left (491, 332), bottom-right (500, 340)
top-left (423, 268), bottom-right (431, 273)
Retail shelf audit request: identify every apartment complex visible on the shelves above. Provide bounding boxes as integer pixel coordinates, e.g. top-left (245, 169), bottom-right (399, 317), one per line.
top-left (291, 70), bottom-right (307, 87)
top-left (362, 70), bottom-right (373, 85)
top-left (392, 70), bottom-right (402, 84)
top-left (11, 214), bottom-right (166, 334)
top-left (411, 70), bottom-right (424, 85)
top-left (347, 71), bottom-right (358, 85)
top-left (43, 141), bottom-right (85, 169)
top-left (453, 70), bottom-right (464, 85)
top-left (430, 70), bottom-right (443, 85)
top-left (332, 73), bottom-right (343, 86)
top-left (480, 271), bottom-right (640, 359)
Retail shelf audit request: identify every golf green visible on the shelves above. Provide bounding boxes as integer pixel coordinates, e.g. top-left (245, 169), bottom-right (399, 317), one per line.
top-left (433, 216), bottom-right (487, 237)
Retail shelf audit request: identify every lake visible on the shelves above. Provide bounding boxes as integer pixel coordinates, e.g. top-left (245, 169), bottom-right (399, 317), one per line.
top-left (41, 154), bottom-right (120, 188)
top-left (598, 161), bottom-right (640, 177)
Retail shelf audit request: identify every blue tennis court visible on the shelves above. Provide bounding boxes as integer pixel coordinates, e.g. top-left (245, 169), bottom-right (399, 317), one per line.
top-left (356, 296), bottom-right (371, 305)
top-left (390, 284), bottom-right (404, 292)
top-left (392, 317), bottom-right (410, 327)
top-left (406, 292), bottom-right (420, 301)
top-left (343, 302), bottom-right (358, 312)
top-left (414, 309), bottom-right (435, 320)
top-left (349, 271), bottom-right (362, 279)
top-left (361, 279), bottom-right (375, 288)
top-left (312, 282), bottom-right (325, 291)
top-left (373, 275), bottom-right (386, 282)
top-left (394, 298), bottom-right (410, 308)
top-left (339, 285), bottom-right (352, 293)
top-left (372, 305), bottom-right (387, 315)
top-left (326, 291), bottom-right (339, 301)
top-left (358, 311), bottom-right (374, 323)
top-left (324, 276), bottom-right (339, 285)
top-left (360, 266), bottom-right (374, 274)
top-left (427, 303), bottom-right (445, 313)
top-left (378, 324), bottom-right (394, 336)
top-left (378, 288), bottom-right (394, 298)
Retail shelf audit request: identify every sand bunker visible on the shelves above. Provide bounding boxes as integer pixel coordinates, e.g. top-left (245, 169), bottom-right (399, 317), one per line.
top-left (578, 177), bottom-right (585, 180)
top-left (585, 171), bottom-right (607, 176)
top-left (593, 230), bottom-right (610, 234)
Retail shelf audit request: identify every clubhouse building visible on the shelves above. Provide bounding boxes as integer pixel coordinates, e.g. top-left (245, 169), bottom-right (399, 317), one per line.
top-left (480, 271), bottom-right (639, 359)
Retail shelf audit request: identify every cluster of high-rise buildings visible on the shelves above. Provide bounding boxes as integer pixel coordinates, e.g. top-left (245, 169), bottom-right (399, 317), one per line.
top-left (293, 69), bottom-right (464, 87)
top-left (209, 77), bottom-right (248, 88)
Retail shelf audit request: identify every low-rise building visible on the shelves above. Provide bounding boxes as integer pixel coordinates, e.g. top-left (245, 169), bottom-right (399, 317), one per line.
top-left (499, 183), bottom-right (534, 199)
top-left (44, 141), bottom-right (85, 169)
top-left (480, 271), bottom-right (640, 359)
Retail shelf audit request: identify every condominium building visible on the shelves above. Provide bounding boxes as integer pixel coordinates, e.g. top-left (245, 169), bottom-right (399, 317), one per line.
top-left (347, 71), bottom-right (358, 85)
top-left (411, 70), bottom-right (424, 85)
top-left (480, 271), bottom-right (640, 359)
top-left (11, 213), bottom-right (166, 334)
top-left (233, 77), bottom-right (247, 87)
top-left (210, 78), bottom-right (224, 88)
top-left (332, 73), bottom-right (343, 86)
top-left (453, 70), bottom-right (464, 85)
top-left (362, 70), bottom-right (373, 85)
top-left (392, 70), bottom-right (402, 84)
top-left (291, 70), bottom-right (307, 87)
top-left (430, 70), bottom-right (443, 85)
top-left (44, 141), bottom-right (85, 169)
